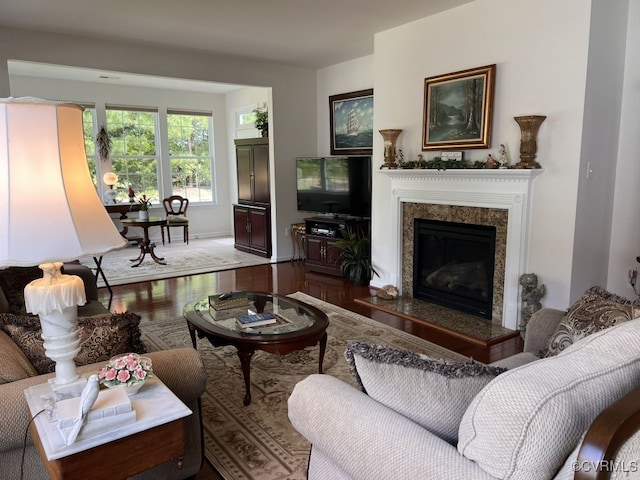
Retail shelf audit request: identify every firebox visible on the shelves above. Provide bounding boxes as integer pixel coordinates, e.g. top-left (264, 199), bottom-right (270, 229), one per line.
top-left (413, 219), bottom-right (496, 319)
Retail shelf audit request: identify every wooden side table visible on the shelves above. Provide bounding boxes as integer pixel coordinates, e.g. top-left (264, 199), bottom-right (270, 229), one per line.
top-left (24, 377), bottom-right (192, 480)
top-left (30, 418), bottom-right (185, 480)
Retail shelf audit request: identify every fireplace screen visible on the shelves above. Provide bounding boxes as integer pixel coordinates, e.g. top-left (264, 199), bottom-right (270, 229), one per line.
top-left (413, 219), bottom-right (496, 319)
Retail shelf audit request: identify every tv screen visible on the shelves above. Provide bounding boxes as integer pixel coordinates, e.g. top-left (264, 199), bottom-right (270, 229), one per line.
top-left (296, 156), bottom-right (372, 218)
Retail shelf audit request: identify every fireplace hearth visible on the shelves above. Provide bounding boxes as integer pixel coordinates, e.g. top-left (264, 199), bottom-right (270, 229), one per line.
top-left (413, 219), bottom-right (496, 319)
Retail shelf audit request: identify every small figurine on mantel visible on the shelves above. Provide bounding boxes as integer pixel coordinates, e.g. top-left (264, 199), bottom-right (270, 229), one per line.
top-left (485, 154), bottom-right (499, 169)
top-left (498, 144), bottom-right (510, 167)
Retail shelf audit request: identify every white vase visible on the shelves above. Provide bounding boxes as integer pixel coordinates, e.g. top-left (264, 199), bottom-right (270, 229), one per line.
top-left (123, 381), bottom-right (146, 396)
top-left (138, 210), bottom-right (149, 220)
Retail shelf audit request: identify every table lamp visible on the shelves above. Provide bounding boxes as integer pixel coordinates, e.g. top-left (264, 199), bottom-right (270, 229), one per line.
top-left (103, 171), bottom-right (119, 204)
top-left (0, 97), bottom-right (127, 398)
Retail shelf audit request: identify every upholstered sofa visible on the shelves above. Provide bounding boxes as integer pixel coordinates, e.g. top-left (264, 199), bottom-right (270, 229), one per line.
top-left (0, 264), bottom-right (208, 479)
top-left (289, 287), bottom-right (640, 480)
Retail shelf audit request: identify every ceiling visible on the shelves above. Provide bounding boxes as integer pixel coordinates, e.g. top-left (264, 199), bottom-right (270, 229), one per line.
top-left (1, 0), bottom-right (473, 68)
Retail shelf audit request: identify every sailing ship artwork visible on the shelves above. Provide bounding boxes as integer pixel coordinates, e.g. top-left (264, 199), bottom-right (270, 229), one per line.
top-left (330, 89), bottom-right (374, 155)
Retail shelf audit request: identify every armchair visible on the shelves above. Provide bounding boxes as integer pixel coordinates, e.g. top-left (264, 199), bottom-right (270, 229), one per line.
top-left (289, 309), bottom-right (640, 480)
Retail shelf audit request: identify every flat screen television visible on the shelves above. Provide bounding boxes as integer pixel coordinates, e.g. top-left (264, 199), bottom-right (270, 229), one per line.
top-left (296, 156), bottom-right (372, 218)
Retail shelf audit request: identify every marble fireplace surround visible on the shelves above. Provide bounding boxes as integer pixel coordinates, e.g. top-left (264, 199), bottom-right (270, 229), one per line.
top-left (378, 169), bottom-right (542, 331)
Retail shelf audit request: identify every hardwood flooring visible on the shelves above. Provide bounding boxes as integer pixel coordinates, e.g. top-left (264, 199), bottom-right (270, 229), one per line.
top-left (98, 260), bottom-right (521, 480)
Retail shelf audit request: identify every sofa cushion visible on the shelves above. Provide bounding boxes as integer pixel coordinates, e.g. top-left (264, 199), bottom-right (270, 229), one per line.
top-left (457, 317), bottom-right (640, 480)
top-left (545, 286), bottom-right (639, 356)
top-left (0, 312), bottom-right (146, 375)
top-left (0, 329), bottom-right (37, 384)
top-left (345, 341), bottom-right (506, 444)
top-left (0, 266), bottom-right (43, 315)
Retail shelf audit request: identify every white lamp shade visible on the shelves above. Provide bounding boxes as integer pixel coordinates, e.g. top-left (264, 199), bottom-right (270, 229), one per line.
top-left (0, 97), bottom-right (127, 267)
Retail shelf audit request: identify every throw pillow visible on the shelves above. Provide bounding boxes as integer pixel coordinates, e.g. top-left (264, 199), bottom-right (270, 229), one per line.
top-left (545, 286), bottom-right (640, 356)
top-left (458, 317), bottom-right (640, 480)
top-left (0, 312), bottom-right (146, 375)
top-left (0, 329), bottom-right (38, 384)
top-left (345, 341), bottom-right (506, 445)
top-left (0, 266), bottom-right (43, 315)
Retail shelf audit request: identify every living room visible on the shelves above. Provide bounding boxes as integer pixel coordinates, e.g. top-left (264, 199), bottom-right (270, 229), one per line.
top-left (2, 0), bottom-right (640, 479)
top-left (2, 0), bottom-right (639, 318)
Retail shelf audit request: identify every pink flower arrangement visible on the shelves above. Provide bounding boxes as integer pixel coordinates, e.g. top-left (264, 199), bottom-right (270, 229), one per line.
top-left (98, 353), bottom-right (153, 389)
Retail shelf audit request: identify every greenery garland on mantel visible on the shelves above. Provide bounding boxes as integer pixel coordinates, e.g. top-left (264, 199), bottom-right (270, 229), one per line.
top-left (398, 157), bottom-right (518, 170)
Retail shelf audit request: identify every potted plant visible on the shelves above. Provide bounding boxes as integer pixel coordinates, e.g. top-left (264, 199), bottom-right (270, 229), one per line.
top-left (135, 194), bottom-right (152, 220)
top-left (335, 228), bottom-right (378, 286)
top-left (253, 102), bottom-right (269, 137)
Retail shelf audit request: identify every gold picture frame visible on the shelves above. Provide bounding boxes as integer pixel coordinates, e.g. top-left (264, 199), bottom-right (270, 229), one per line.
top-left (422, 64), bottom-right (496, 151)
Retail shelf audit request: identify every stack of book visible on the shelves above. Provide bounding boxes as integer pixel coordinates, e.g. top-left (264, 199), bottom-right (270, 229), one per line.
top-left (235, 312), bottom-right (277, 329)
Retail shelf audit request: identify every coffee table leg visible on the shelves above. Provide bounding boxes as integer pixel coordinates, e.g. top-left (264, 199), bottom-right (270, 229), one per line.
top-left (237, 350), bottom-right (255, 406)
top-left (318, 331), bottom-right (327, 374)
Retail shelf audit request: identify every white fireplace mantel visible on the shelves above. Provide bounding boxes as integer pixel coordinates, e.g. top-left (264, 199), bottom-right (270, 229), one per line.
top-left (377, 168), bottom-right (543, 330)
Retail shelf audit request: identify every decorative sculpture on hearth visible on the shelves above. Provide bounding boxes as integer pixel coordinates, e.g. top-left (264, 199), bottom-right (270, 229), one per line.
top-left (519, 273), bottom-right (546, 339)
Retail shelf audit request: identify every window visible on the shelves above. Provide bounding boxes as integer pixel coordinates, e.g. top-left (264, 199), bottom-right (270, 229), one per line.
top-left (82, 106), bottom-right (98, 187)
top-left (107, 107), bottom-right (159, 201)
top-left (167, 111), bottom-right (213, 202)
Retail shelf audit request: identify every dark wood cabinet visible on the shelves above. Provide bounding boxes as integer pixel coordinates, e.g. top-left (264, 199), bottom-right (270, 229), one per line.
top-left (235, 138), bottom-right (269, 205)
top-left (233, 204), bottom-right (271, 257)
top-left (234, 138), bottom-right (271, 257)
top-left (304, 217), bottom-right (370, 277)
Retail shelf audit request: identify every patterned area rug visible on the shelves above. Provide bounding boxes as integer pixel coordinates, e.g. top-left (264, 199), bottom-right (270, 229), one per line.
top-left (79, 237), bottom-right (272, 287)
top-left (140, 292), bottom-right (467, 480)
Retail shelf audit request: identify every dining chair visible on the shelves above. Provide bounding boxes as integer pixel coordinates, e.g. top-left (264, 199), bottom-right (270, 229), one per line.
top-left (162, 195), bottom-right (190, 244)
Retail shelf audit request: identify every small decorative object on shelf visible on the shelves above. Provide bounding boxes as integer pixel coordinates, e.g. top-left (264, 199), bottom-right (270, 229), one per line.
top-left (485, 154), bottom-right (499, 169)
top-left (498, 143), bottom-right (510, 167)
top-left (379, 129), bottom-right (403, 169)
top-left (514, 115), bottom-right (546, 169)
top-left (128, 185), bottom-right (136, 203)
top-left (99, 353), bottom-right (154, 396)
top-left (376, 284), bottom-right (399, 300)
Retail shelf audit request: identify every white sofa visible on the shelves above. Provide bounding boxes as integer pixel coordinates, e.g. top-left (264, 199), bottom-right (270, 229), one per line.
top-left (288, 304), bottom-right (640, 480)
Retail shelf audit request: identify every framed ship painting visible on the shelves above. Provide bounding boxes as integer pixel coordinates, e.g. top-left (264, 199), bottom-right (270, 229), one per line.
top-left (330, 89), bottom-right (374, 155)
top-left (422, 64), bottom-right (496, 150)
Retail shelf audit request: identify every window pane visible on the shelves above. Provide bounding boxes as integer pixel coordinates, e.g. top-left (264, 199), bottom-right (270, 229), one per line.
top-left (168, 112), bottom-right (214, 203)
top-left (107, 108), bottom-right (159, 198)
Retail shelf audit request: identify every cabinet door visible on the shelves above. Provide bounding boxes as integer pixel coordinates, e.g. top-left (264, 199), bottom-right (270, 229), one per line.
top-left (248, 208), bottom-right (269, 251)
top-left (233, 205), bottom-right (250, 247)
top-left (252, 143), bottom-right (270, 204)
top-left (325, 238), bottom-right (343, 271)
top-left (236, 145), bottom-right (253, 203)
top-left (305, 237), bottom-right (325, 267)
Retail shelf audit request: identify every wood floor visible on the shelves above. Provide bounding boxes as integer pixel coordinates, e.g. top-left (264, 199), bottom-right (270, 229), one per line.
top-left (98, 260), bottom-right (521, 480)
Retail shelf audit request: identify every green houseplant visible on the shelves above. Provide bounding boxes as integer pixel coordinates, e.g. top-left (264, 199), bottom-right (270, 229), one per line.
top-left (252, 103), bottom-right (269, 137)
top-left (335, 228), bottom-right (378, 286)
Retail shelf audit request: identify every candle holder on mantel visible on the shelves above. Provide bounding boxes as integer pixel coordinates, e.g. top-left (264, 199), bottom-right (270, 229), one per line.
top-left (514, 115), bottom-right (546, 169)
top-left (379, 129), bottom-right (403, 169)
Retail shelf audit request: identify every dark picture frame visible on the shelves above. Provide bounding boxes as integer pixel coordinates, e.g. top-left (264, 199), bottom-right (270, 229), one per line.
top-left (329, 89), bottom-right (374, 155)
top-left (422, 64), bottom-right (496, 151)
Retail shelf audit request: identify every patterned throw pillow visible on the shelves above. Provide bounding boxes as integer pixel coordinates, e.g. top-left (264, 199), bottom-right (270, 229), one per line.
top-left (545, 286), bottom-right (640, 357)
top-left (345, 341), bottom-right (506, 444)
top-left (0, 312), bottom-right (146, 375)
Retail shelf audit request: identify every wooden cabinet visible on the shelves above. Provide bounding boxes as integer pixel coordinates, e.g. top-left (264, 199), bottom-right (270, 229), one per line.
top-left (235, 137), bottom-right (269, 205)
top-left (234, 138), bottom-right (271, 257)
top-left (233, 204), bottom-right (271, 257)
top-left (304, 217), bottom-right (370, 277)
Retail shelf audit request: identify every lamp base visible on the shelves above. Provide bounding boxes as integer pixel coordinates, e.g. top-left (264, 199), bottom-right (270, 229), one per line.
top-left (47, 376), bottom-right (88, 402)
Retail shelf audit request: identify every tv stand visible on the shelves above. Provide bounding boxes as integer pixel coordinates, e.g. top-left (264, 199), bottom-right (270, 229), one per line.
top-left (304, 217), bottom-right (369, 276)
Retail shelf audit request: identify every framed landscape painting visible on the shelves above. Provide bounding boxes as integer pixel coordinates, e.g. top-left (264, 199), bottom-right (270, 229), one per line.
top-left (422, 64), bottom-right (496, 151)
top-left (330, 89), bottom-right (374, 155)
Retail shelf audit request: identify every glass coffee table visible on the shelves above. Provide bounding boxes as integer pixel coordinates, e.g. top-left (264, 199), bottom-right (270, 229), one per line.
top-left (183, 291), bottom-right (329, 406)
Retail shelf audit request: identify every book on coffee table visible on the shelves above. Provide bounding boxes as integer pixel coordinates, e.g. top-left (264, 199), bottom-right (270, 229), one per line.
top-left (236, 312), bottom-right (277, 328)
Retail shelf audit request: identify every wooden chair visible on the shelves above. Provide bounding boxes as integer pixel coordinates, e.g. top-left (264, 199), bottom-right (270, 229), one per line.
top-left (162, 195), bottom-right (189, 244)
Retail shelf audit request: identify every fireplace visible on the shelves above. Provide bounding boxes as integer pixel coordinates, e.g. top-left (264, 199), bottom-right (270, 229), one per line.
top-left (413, 219), bottom-right (496, 319)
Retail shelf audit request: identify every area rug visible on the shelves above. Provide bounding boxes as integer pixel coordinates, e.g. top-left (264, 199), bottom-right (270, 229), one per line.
top-left (79, 237), bottom-right (272, 287)
top-left (140, 292), bottom-right (468, 480)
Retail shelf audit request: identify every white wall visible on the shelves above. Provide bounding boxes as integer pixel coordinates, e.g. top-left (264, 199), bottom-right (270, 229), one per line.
top-left (0, 26), bottom-right (318, 260)
top-left (608, 0), bottom-right (640, 298)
